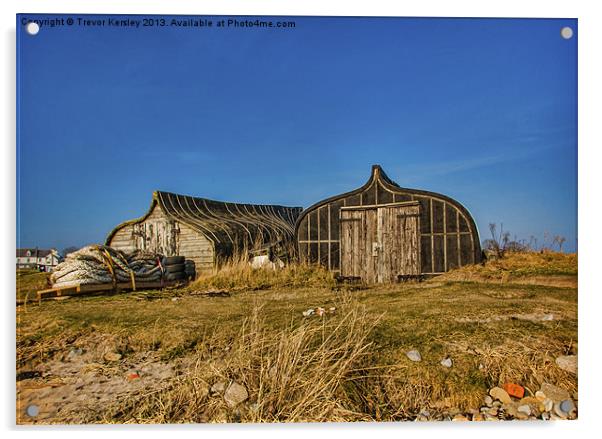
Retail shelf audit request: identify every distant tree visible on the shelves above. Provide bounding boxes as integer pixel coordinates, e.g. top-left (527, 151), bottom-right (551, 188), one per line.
top-left (553, 235), bottom-right (567, 252)
top-left (506, 241), bottom-right (528, 252)
top-left (482, 239), bottom-right (497, 252)
top-left (487, 223), bottom-right (510, 259)
top-left (61, 246), bottom-right (79, 258)
top-left (528, 235), bottom-right (538, 251)
top-left (541, 231), bottom-right (553, 252)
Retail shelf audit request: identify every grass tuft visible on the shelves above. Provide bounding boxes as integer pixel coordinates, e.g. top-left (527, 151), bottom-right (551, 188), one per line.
top-left (190, 261), bottom-right (336, 291)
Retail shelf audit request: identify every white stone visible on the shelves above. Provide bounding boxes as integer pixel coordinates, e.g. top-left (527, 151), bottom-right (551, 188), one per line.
top-left (540, 383), bottom-right (570, 402)
top-left (555, 355), bottom-right (577, 374)
top-left (406, 350), bottom-right (422, 362)
top-left (489, 387), bottom-right (512, 404)
top-left (517, 405), bottom-right (531, 416)
top-left (224, 382), bottom-right (249, 408)
top-left (103, 352), bottom-right (122, 362)
top-left (440, 358), bottom-right (453, 368)
top-left (543, 398), bottom-right (554, 412)
top-left (211, 380), bottom-right (227, 394)
top-left (554, 402), bottom-right (568, 418)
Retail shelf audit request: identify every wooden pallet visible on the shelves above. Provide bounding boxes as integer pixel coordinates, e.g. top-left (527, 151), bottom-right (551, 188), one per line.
top-left (36, 280), bottom-right (182, 303)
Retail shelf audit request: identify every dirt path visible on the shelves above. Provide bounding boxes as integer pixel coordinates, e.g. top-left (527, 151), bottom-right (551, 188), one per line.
top-left (17, 333), bottom-right (187, 424)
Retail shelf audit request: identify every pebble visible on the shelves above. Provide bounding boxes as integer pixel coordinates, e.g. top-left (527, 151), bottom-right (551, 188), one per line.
top-left (103, 352), bottom-right (122, 362)
top-left (211, 380), bottom-right (227, 394)
top-left (535, 390), bottom-right (546, 402)
top-left (539, 383), bottom-right (570, 403)
top-left (223, 382), bottom-right (249, 408)
top-left (490, 387), bottom-right (512, 404)
top-left (543, 398), bottom-right (554, 412)
top-left (67, 348), bottom-right (84, 361)
top-left (554, 402), bottom-right (568, 419)
top-left (515, 411), bottom-right (529, 420)
top-left (302, 309), bottom-right (314, 317)
top-left (406, 350), bottom-right (422, 362)
top-left (519, 396), bottom-right (540, 408)
top-left (503, 382), bottom-right (525, 399)
top-left (452, 414), bottom-right (469, 421)
top-left (484, 395), bottom-right (493, 406)
top-left (555, 355), bottom-right (577, 374)
top-left (419, 409), bottom-right (431, 418)
top-left (440, 358), bottom-right (452, 368)
top-left (502, 402), bottom-right (518, 417)
top-left (560, 399), bottom-right (575, 413)
top-left (517, 405), bottom-right (531, 416)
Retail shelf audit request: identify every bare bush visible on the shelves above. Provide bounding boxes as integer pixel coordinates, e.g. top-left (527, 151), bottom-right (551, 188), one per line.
top-left (484, 223), bottom-right (510, 259)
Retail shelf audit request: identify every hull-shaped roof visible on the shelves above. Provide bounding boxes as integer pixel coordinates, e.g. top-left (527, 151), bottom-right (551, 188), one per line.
top-left (295, 165), bottom-right (482, 274)
top-left (106, 191), bottom-right (303, 251)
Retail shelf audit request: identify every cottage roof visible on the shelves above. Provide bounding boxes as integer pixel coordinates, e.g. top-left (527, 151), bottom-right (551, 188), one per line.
top-left (16, 248), bottom-right (54, 258)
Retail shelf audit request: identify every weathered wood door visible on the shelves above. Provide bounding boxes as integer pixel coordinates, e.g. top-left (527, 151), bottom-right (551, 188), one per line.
top-left (340, 202), bottom-right (420, 283)
top-left (132, 206), bottom-right (179, 255)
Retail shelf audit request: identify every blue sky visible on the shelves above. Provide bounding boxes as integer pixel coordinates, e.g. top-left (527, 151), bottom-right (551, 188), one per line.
top-left (17, 15), bottom-right (577, 252)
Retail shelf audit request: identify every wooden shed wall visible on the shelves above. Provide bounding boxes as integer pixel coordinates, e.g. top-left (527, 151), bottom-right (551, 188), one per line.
top-left (110, 224), bottom-right (136, 253)
top-left (107, 204), bottom-right (215, 275)
top-left (296, 169), bottom-right (481, 275)
top-left (177, 222), bottom-right (214, 274)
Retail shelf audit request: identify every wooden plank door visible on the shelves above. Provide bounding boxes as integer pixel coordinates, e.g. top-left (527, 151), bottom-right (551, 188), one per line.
top-left (377, 204), bottom-right (421, 282)
top-left (133, 218), bottom-right (178, 255)
top-left (340, 202), bottom-right (420, 283)
top-left (340, 208), bottom-right (378, 283)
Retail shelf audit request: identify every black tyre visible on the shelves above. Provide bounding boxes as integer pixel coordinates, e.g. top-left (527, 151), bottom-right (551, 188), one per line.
top-left (165, 263), bottom-right (185, 273)
top-left (163, 256), bottom-right (185, 265)
top-left (165, 272), bottom-right (186, 281)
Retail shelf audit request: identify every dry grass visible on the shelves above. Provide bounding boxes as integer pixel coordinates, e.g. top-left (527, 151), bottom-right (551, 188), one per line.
top-left (439, 251), bottom-right (577, 284)
top-left (16, 251), bottom-right (578, 424)
top-left (92, 303), bottom-right (382, 423)
top-left (191, 261), bottom-right (337, 291)
top-left (16, 269), bottom-right (49, 301)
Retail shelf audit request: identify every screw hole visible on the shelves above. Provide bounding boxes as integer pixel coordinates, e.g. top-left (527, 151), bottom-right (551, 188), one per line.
top-left (561, 27), bottom-right (573, 40)
top-left (25, 22), bottom-right (40, 35)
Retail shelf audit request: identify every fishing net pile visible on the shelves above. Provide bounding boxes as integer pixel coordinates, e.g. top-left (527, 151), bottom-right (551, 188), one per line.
top-left (50, 245), bottom-right (163, 288)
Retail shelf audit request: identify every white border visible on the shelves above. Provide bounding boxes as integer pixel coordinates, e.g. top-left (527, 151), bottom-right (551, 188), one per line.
top-left (3, 2), bottom-right (600, 439)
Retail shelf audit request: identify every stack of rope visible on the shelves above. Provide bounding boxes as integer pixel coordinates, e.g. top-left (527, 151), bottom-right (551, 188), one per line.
top-left (50, 245), bottom-right (163, 288)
